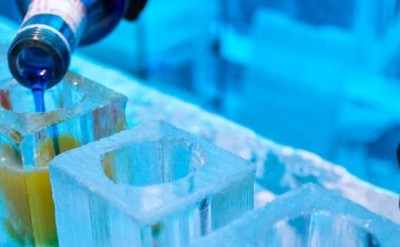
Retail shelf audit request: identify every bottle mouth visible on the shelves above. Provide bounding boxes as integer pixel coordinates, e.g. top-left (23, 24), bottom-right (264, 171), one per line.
top-left (8, 26), bottom-right (70, 90)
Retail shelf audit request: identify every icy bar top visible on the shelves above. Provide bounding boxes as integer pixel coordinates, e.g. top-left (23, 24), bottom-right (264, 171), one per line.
top-left (194, 183), bottom-right (400, 247)
top-left (70, 55), bottom-right (400, 226)
top-left (49, 121), bottom-right (255, 247)
top-left (0, 72), bottom-right (127, 167)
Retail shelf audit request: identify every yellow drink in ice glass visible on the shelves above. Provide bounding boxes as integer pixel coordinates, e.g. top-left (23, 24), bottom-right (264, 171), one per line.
top-left (0, 71), bottom-right (127, 246)
top-left (0, 135), bottom-right (81, 246)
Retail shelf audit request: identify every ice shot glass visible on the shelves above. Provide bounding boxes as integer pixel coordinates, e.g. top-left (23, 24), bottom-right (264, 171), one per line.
top-left (0, 71), bottom-right (127, 246)
top-left (50, 121), bottom-right (256, 247)
top-left (194, 184), bottom-right (400, 247)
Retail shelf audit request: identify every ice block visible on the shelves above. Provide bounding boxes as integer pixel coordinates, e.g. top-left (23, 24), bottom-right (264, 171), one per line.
top-left (193, 183), bottom-right (400, 247)
top-left (49, 121), bottom-right (255, 247)
top-left (0, 72), bottom-right (127, 246)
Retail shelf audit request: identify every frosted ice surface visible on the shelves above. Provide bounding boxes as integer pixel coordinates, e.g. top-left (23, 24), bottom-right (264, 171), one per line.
top-left (50, 121), bottom-right (255, 246)
top-left (193, 183), bottom-right (400, 247)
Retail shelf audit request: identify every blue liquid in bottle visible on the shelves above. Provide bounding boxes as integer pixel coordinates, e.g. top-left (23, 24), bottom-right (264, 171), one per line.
top-left (18, 47), bottom-right (55, 93)
top-left (9, 0), bottom-right (148, 91)
top-left (9, 0), bottom-right (134, 91)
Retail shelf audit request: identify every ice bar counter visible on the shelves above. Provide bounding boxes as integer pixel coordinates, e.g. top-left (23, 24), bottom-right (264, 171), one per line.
top-left (0, 13), bottom-right (400, 247)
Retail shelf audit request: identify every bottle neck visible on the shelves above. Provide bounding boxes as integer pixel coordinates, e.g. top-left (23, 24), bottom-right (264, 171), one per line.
top-left (8, 0), bottom-right (87, 90)
top-left (22, 0), bottom-right (87, 50)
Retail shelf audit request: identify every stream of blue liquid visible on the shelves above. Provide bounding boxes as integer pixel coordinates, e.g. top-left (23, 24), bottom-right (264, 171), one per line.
top-left (20, 47), bottom-right (61, 155)
top-left (31, 86), bottom-right (60, 155)
top-left (32, 87), bottom-right (60, 154)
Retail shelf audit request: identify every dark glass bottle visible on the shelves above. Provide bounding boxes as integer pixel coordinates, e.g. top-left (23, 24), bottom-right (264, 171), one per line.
top-left (8, 0), bottom-right (146, 90)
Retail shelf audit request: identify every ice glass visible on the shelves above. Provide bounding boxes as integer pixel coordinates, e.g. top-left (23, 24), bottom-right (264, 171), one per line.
top-left (194, 183), bottom-right (400, 247)
top-left (0, 72), bottom-right (127, 246)
top-left (50, 121), bottom-right (255, 247)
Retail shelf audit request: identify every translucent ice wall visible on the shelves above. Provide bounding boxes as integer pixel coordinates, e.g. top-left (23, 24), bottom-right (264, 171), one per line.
top-left (218, 4), bottom-right (400, 192)
top-left (233, 8), bottom-right (400, 191)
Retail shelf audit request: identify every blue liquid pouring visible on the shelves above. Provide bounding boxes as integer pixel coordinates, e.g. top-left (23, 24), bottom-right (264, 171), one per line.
top-left (32, 87), bottom-right (45, 113)
top-left (19, 47), bottom-right (61, 155)
top-left (31, 86), bottom-right (60, 155)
